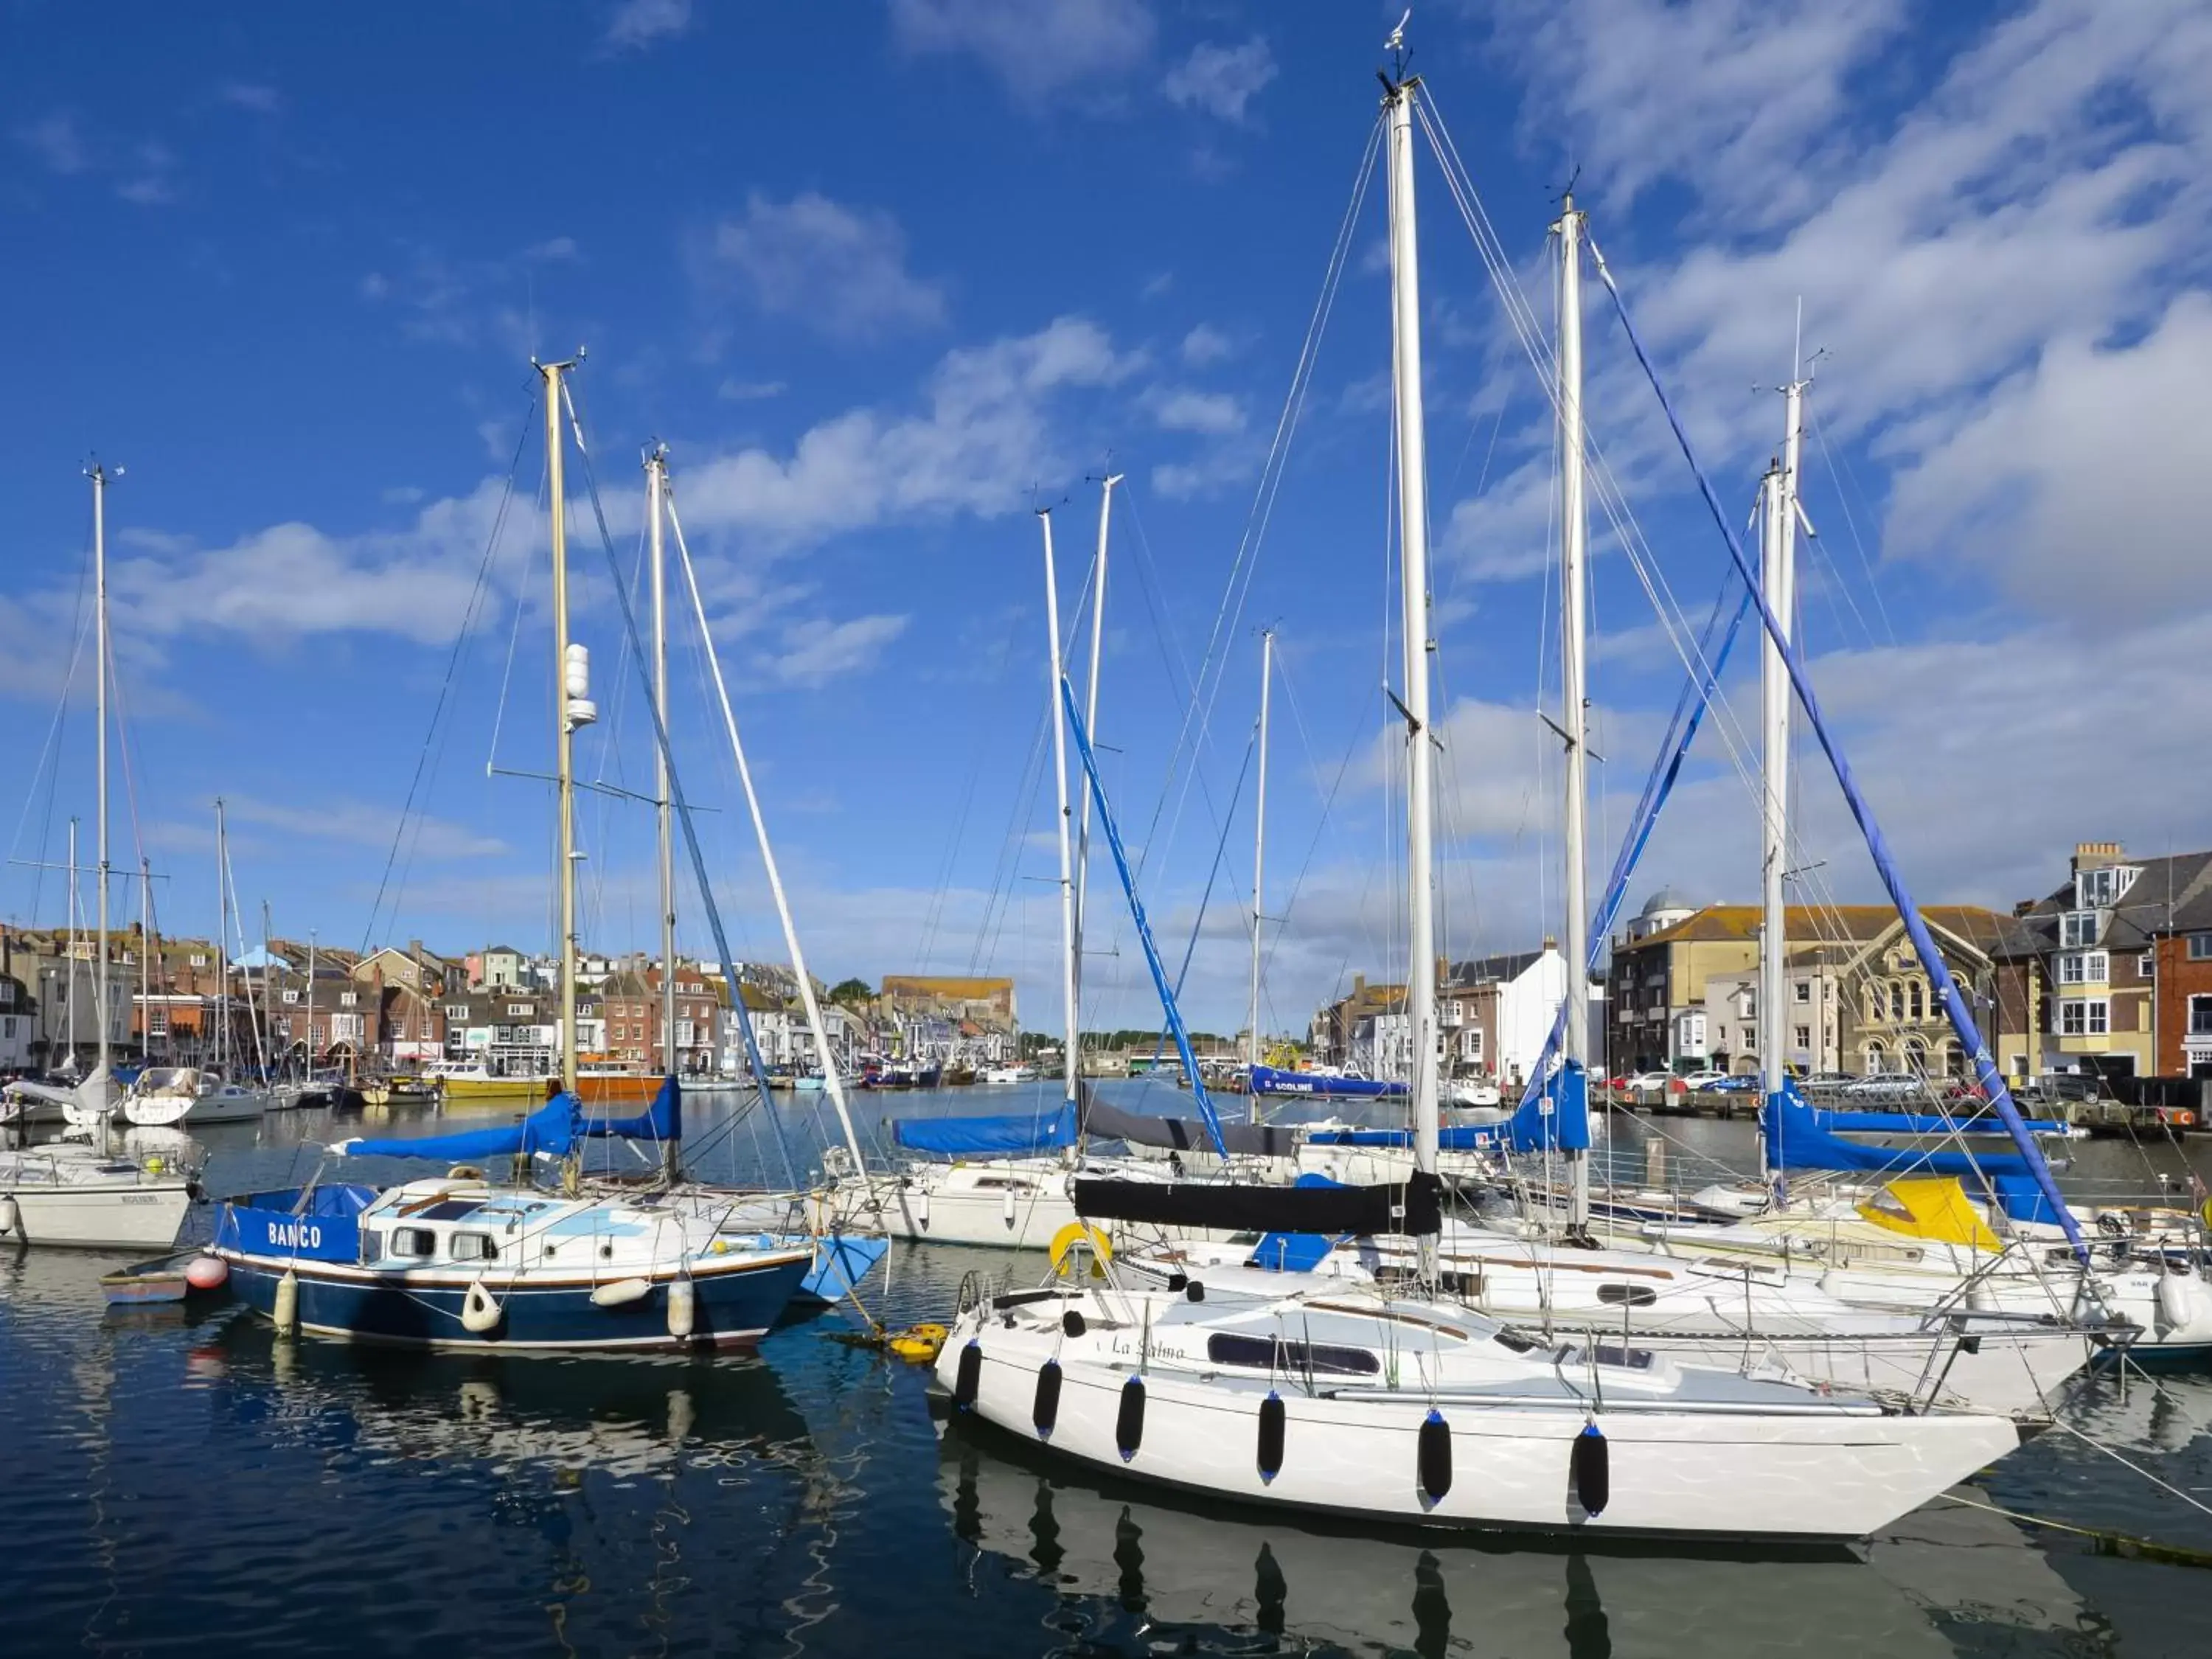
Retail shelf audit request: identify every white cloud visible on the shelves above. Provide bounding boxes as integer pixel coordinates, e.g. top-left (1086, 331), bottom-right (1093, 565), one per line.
top-left (602, 0), bottom-right (692, 52)
top-left (1179, 322), bottom-right (1234, 365)
top-left (1163, 37), bottom-right (1277, 125)
top-left (222, 793), bottom-right (507, 860)
top-left (889, 0), bottom-right (1155, 105)
top-left (717, 378), bottom-right (787, 402)
top-left (768, 614), bottom-right (911, 688)
top-left (695, 191), bottom-right (946, 341)
top-left (521, 235), bottom-right (579, 262)
top-left (1149, 388), bottom-right (1243, 435)
top-left (218, 82), bottom-right (282, 114)
top-left (677, 316), bottom-right (1136, 546)
top-left (20, 112), bottom-right (88, 174)
top-left (1884, 293), bottom-right (2212, 624)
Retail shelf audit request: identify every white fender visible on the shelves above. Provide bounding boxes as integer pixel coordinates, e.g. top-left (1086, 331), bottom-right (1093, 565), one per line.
top-left (2154, 1270), bottom-right (2212, 1340)
top-left (0, 1194), bottom-right (18, 1237)
top-left (461, 1279), bottom-right (503, 1335)
top-left (273, 1268), bottom-right (299, 1335)
top-left (591, 1276), bottom-right (653, 1307)
top-left (917, 1187), bottom-right (931, 1231)
top-left (1003, 1186), bottom-right (1016, 1228)
top-left (667, 1276), bottom-right (697, 1340)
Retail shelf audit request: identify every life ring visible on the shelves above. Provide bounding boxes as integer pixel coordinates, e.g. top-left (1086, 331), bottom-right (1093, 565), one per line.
top-left (1048, 1222), bottom-right (1113, 1281)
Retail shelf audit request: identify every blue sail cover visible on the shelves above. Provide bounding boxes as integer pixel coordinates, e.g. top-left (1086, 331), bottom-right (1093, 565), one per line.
top-left (1250, 1065), bottom-right (1408, 1099)
top-left (894, 1102), bottom-right (1077, 1156)
top-left (584, 1074), bottom-right (681, 1142)
top-left (1809, 1106), bottom-right (2070, 1136)
top-left (1305, 1064), bottom-right (1590, 1155)
top-left (1764, 1080), bottom-right (2037, 1183)
top-left (340, 1092), bottom-right (582, 1162)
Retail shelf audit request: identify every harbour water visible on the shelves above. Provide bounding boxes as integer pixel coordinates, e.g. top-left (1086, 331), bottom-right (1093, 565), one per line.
top-left (4, 1088), bottom-right (2211, 1656)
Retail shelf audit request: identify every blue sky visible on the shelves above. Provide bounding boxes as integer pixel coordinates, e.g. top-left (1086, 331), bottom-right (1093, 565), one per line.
top-left (4, 1), bottom-right (2208, 1037)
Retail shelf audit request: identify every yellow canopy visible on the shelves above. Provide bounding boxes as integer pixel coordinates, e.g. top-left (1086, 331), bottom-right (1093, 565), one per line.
top-left (1854, 1177), bottom-right (2003, 1251)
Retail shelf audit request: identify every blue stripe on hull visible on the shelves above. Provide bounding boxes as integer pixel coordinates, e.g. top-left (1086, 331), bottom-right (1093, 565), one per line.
top-left (223, 1255), bottom-right (810, 1351)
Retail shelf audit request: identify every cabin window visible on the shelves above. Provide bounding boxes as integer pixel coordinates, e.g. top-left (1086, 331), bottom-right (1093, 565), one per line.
top-left (1595, 1283), bottom-right (1658, 1308)
top-left (1585, 1343), bottom-right (1657, 1371)
top-left (390, 1227), bottom-right (436, 1259)
top-left (448, 1233), bottom-right (498, 1262)
top-left (1205, 1333), bottom-right (1380, 1377)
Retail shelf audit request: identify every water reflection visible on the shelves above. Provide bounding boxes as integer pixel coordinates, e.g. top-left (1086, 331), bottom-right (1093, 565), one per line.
top-left (938, 1416), bottom-right (2095, 1658)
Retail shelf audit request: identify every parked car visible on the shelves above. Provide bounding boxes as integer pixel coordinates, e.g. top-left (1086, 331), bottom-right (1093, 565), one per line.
top-left (1842, 1073), bottom-right (1923, 1100)
top-left (1672, 1069), bottom-right (1728, 1092)
top-left (1701, 1073), bottom-right (1762, 1094)
top-left (1619, 1070), bottom-right (1674, 1092)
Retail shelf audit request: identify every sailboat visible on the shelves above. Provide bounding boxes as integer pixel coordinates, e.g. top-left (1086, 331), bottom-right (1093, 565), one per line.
top-left (935, 41), bottom-right (2039, 1540)
top-left (206, 358), bottom-right (815, 1349)
top-left (0, 464), bottom-right (197, 1249)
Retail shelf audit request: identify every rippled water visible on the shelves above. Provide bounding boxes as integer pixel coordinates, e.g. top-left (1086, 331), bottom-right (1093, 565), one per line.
top-left (4, 1090), bottom-right (2210, 1656)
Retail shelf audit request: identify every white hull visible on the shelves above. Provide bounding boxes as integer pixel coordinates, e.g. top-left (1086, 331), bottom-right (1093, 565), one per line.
top-left (125, 1088), bottom-right (271, 1127)
top-left (0, 1172), bottom-right (192, 1250)
top-left (939, 1289), bottom-right (2024, 1540)
top-left (880, 1163), bottom-right (1082, 1248)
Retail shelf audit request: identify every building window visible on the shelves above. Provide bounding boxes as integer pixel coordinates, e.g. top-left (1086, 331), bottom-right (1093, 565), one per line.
top-left (147, 1009), bottom-right (167, 1037)
top-left (2076, 866), bottom-right (2135, 907)
top-left (1865, 1043), bottom-right (1888, 1073)
top-left (1907, 981), bottom-right (1924, 1020)
top-left (2138, 953), bottom-right (2154, 978)
top-left (282, 989), bottom-right (300, 1005)
top-left (338, 991), bottom-right (358, 1008)
top-left (445, 1004), bottom-right (468, 1019)
top-left (2188, 995), bottom-right (2212, 1037)
top-left (2059, 952), bottom-right (2108, 985)
top-left (2060, 911), bottom-right (2098, 948)
top-left (1795, 1025), bottom-right (1811, 1048)
top-left (2059, 999), bottom-right (2110, 1037)
top-left (507, 1003), bottom-right (532, 1018)
top-left (189, 953), bottom-right (209, 967)
top-left (2189, 933), bottom-right (2212, 961)
top-left (1794, 981), bottom-right (1810, 1004)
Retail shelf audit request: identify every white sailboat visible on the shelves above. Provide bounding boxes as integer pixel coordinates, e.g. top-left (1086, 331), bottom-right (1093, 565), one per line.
top-left (0, 463), bottom-right (195, 1248)
top-left (936, 42), bottom-right (2037, 1540)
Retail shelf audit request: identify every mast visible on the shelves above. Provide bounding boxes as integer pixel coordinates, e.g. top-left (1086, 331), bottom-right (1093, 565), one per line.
top-left (1759, 366), bottom-right (1806, 1105)
top-left (661, 485), bottom-right (871, 1180)
top-left (305, 928), bottom-right (316, 1072)
top-left (1246, 628), bottom-right (1273, 1118)
top-left (1554, 195), bottom-right (1592, 1235)
top-left (139, 858), bottom-right (151, 1062)
top-left (66, 817), bottom-right (79, 1066)
top-left (1382, 59), bottom-right (1439, 1231)
top-left (1071, 474), bottom-right (1119, 1030)
top-left (647, 444), bottom-right (680, 1174)
top-left (1040, 509), bottom-right (1082, 1116)
top-left (215, 798), bottom-right (228, 1074)
top-left (90, 462), bottom-right (111, 1082)
top-left (540, 358), bottom-right (585, 1096)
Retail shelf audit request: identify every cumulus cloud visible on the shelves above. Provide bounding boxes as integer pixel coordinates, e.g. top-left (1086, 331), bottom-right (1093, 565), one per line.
top-left (889, 0), bottom-right (1155, 106)
top-left (602, 0), bottom-right (691, 52)
top-left (1163, 37), bottom-right (1277, 125)
top-left (694, 191), bottom-right (946, 341)
top-left (768, 614), bottom-right (911, 688)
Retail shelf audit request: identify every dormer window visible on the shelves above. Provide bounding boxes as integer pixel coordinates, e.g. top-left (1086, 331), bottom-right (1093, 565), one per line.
top-left (2059, 911), bottom-right (2099, 948)
top-left (2076, 866), bottom-right (2138, 908)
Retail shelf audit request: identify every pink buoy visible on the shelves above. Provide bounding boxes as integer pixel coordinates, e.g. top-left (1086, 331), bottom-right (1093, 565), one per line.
top-left (184, 1255), bottom-right (230, 1293)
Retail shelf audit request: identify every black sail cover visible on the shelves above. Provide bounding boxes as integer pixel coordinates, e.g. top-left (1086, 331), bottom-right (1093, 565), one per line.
top-left (1081, 1096), bottom-right (1302, 1158)
top-left (1072, 1169), bottom-right (1443, 1236)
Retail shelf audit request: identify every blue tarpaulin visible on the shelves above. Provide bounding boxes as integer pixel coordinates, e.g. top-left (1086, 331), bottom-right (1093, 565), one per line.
top-left (339, 1091), bottom-right (582, 1162)
top-left (1304, 1065), bottom-right (1589, 1155)
top-left (584, 1075), bottom-right (681, 1143)
top-left (1809, 1106), bottom-right (2070, 1136)
top-left (1249, 1065), bottom-right (1407, 1099)
top-left (893, 1101), bottom-right (1078, 1156)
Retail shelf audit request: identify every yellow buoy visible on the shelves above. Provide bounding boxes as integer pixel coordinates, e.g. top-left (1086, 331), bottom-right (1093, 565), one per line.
top-left (1048, 1221), bottom-right (1113, 1281)
top-left (273, 1268), bottom-right (299, 1335)
top-left (888, 1322), bottom-right (949, 1364)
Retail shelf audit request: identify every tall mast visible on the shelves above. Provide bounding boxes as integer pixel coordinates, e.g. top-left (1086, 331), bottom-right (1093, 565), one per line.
top-left (1040, 509), bottom-right (1082, 1113)
top-left (66, 817), bottom-right (79, 1065)
top-left (647, 444), bottom-right (680, 1176)
top-left (1759, 367), bottom-right (1807, 1103)
top-left (662, 484), bottom-right (870, 1179)
top-left (305, 928), bottom-right (316, 1071)
top-left (215, 798), bottom-right (228, 1073)
top-left (1554, 195), bottom-right (1592, 1235)
top-left (1246, 628), bottom-right (1273, 1118)
top-left (1071, 474), bottom-right (1119, 1030)
top-left (139, 858), bottom-right (151, 1061)
top-left (1382, 60), bottom-right (1439, 1216)
top-left (647, 445), bottom-right (677, 1091)
top-left (540, 358), bottom-right (583, 1096)
top-left (90, 462), bottom-right (111, 1081)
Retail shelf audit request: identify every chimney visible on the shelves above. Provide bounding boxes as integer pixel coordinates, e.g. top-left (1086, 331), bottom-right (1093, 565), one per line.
top-left (2072, 841), bottom-right (2124, 876)
top-left (1352, 973), bottom-right (1366, 997)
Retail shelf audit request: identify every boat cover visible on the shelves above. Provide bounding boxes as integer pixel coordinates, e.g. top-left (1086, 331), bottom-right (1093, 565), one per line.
top-left (1073, 1169), bottom-right (1443, 1237)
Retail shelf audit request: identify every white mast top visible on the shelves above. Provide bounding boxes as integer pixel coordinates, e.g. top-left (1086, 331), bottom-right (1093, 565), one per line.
top-left (1759, 366), bottom-right (1807, 1101)
top-left (1554, 195), bottom-right (1592, 1234)
top-left (647, 445), bottom-right (678, 1109)
top-left (89, 462), bottom-right (111, 1082)
top-left (1071, 474), bottom-right (1119, 1048)
top-left (1383, 64), bottom-right (1439, 1192)
top-left (1040, 510), bottom-right (1082, 1113)
top-left (540, 358), bottom-right (583, 1096)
